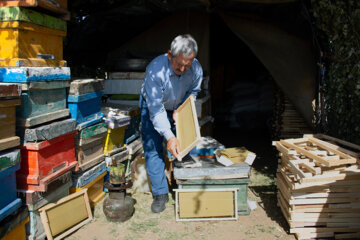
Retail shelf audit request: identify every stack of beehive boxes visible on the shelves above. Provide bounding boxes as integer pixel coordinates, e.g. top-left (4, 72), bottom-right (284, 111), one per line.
top-left (104, 71), bottom-right (142, 144)
top-left (0, 83), bottom-right (23, 224)
top-left (103, 71), bottom-right (144, 184)
top-left (67, 78), bottom-right (110, 209)
top-left (274, 134), bottom-right (360, 240)
top-left (0, 1), bottom-right (75, 239)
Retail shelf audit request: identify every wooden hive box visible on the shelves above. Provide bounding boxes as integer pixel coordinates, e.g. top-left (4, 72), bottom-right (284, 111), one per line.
top-left (0, 207), bottom-right (29, 240)
top-left (0, 148), bottom-right (20, 173)
top-left (0, 0), bottom-right (69, 20)
top-left (71, 162), bottom-right (106, 189)
top-left (0, 98), bottom-right (21, 141)
top-left (75, 122), bottom-right (107, 171)
top-left (103, 126), bottom-right (126, 156)
top-left (70, 171), bottom-right (106, 208)
top-left (101, 102), bottom-right (141, 144)
top-left (16, 131), bottom-right (78, 192)
top-left (0, 19), bottom-right (66, 67)
top-left (68, 79), bottom-right (104, 96)
top-left (105, 71), bottom-right (145, 98)
top-left (16, 81), bottom-right (70, 127)
top-left (0, 163), bottom-right (22, 222)
top-left (18, 176), bottom-right (72, 240)
top-left (174, 160), bottom-right (251, 215)
top-left (67, 91), bottom-right (104, 125)
top-left (0, 7), bottom-right (66, 31)
top-left (2, 217), bottom-right (29, 240)
top-left (0, 67), bottom-right (70, 83)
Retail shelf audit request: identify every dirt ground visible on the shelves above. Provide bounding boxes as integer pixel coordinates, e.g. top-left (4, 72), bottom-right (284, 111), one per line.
top-left (63, 168), bottom-right (296, 240)
top-left (64, 127), bottom-right (296, 240)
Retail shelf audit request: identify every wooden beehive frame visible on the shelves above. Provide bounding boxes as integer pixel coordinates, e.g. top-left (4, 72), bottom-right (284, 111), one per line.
top-left (38, 189), bottom-right (93, 240)
top-left (174, 188), bottom-right (238, 221)
top-left (175, 95), bottom-right (201, 161)
top-left (279, 137), bottom-right (357, 167)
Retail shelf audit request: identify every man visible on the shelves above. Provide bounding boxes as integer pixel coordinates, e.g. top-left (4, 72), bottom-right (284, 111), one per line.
top-left (139, 34), bottom-right (203, 213)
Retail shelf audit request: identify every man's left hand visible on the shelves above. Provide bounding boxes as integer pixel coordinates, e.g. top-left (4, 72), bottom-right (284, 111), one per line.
top-left (167, 137), bottom-right (180, 159)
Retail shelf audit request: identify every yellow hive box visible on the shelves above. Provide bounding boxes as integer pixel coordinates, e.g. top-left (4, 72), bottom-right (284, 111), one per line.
top-left (0, 21), bottom-right (66, 67)
top-left (104, 126), bottom-right (126, 156)
top-left (70, 171), bottom-right (106, 208)
top-left (2, 217), bottom-right (29, 240)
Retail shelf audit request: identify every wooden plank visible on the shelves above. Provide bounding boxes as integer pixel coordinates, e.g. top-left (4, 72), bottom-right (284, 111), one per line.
top-left (108, 72), bottom-right (145, 79)
top-left (0, 83), bottom-right (21, 98)
top-left (309, 134), bottom-right (360, 152)
top-left (19, 118), bottom-right (76, 142)
top-left (274, 141), bottom-right (297, 155)
top-left (17, 108), bottom-right (69, 127)
top-left (0, 149), bottom-right (20, 171)
top-left (0, 98), bottom-right (21, 107)
top-left (0, 136), bottom-right (20, 151)
top-left (299, 172), bottom-right (360, 184)
top-left (39, 189), bottom-right (92, 240)
top-left (290, 227), bottom-right (360, 234)
top-left (307, 137), bottom-right (357, 162)
top-left (295, 232), bottom-right (334, 239)
top-left (21, 80), bottom-right (69, 90)
top-left (175, 94), bottom-right (201, 161)
top-left (292, 191), bottom-right (360, 199)
top-left (289, 197), bottom-right (359, 205)
top-left (335, 232), bottom-right (360, 239)
top-left (69, 79), bottom-right (105, 96)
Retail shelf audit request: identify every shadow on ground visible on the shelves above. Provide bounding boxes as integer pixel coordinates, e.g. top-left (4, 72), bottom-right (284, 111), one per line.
top-left (213, 124), bottom-right (291, 232)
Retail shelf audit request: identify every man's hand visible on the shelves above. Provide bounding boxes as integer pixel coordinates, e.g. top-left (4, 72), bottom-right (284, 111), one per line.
top-left (167, 137), bottom-right (180, 159)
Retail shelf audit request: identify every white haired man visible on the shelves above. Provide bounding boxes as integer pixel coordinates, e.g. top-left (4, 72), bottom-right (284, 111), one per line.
top-left (139, 34), bottom-right (203, 213)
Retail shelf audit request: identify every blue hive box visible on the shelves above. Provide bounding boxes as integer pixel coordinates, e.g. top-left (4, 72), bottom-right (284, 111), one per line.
top-left (0, 163), bottom-right (22, 222)
top-left (0, 67), bottom-right (70, 82)
top-left (67, 90), bottom-right (104, 125)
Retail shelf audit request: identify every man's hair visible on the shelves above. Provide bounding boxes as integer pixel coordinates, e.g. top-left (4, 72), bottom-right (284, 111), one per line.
top-left (170, 34), bottom-right (198, 57)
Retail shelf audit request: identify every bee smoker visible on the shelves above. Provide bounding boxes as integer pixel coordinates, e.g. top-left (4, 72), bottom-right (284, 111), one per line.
top-left (103, 162), bottom-right (135, 222)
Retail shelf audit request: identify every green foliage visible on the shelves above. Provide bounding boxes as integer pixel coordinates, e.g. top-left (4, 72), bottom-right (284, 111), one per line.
top-left (311, 0), bottom-right (360, 144)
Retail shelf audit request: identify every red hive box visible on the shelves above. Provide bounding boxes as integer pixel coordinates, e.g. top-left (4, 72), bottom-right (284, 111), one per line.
top-left (17, 131), bottom-right (78, 192)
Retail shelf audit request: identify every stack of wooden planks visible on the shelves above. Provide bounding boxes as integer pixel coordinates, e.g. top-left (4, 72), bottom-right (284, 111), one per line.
top-left (274, 135), bottom-right (360, 240)
top-left (272, 88), bottom-right (312, 139)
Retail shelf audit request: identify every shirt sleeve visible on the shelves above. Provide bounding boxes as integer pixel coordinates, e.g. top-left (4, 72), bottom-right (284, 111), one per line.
top-left (143, 71), bottom-right (175, 141)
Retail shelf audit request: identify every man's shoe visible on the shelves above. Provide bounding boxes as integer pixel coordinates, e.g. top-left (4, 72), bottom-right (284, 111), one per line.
top-left (151, 194), bottom-right (169, 213)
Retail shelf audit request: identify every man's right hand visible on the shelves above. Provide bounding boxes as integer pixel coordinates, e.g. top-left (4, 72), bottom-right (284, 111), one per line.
top-left (167, 137), bottom-right (180, 159)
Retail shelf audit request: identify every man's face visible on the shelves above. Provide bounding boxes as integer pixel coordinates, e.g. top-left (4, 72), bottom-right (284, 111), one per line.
top-left (168, 50), bottom-right (194, 76)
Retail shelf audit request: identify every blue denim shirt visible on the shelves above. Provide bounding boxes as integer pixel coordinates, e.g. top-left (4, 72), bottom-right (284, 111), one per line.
top-left (140, 53), bottom-right (203, 141)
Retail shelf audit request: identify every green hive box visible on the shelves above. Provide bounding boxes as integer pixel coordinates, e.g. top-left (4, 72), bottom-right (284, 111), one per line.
top-left (174, 161), bottom-right (251, 216)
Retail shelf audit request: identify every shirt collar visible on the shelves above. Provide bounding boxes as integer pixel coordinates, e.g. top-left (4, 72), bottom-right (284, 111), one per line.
top-left (166, 53), bottom-right (176, 77)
